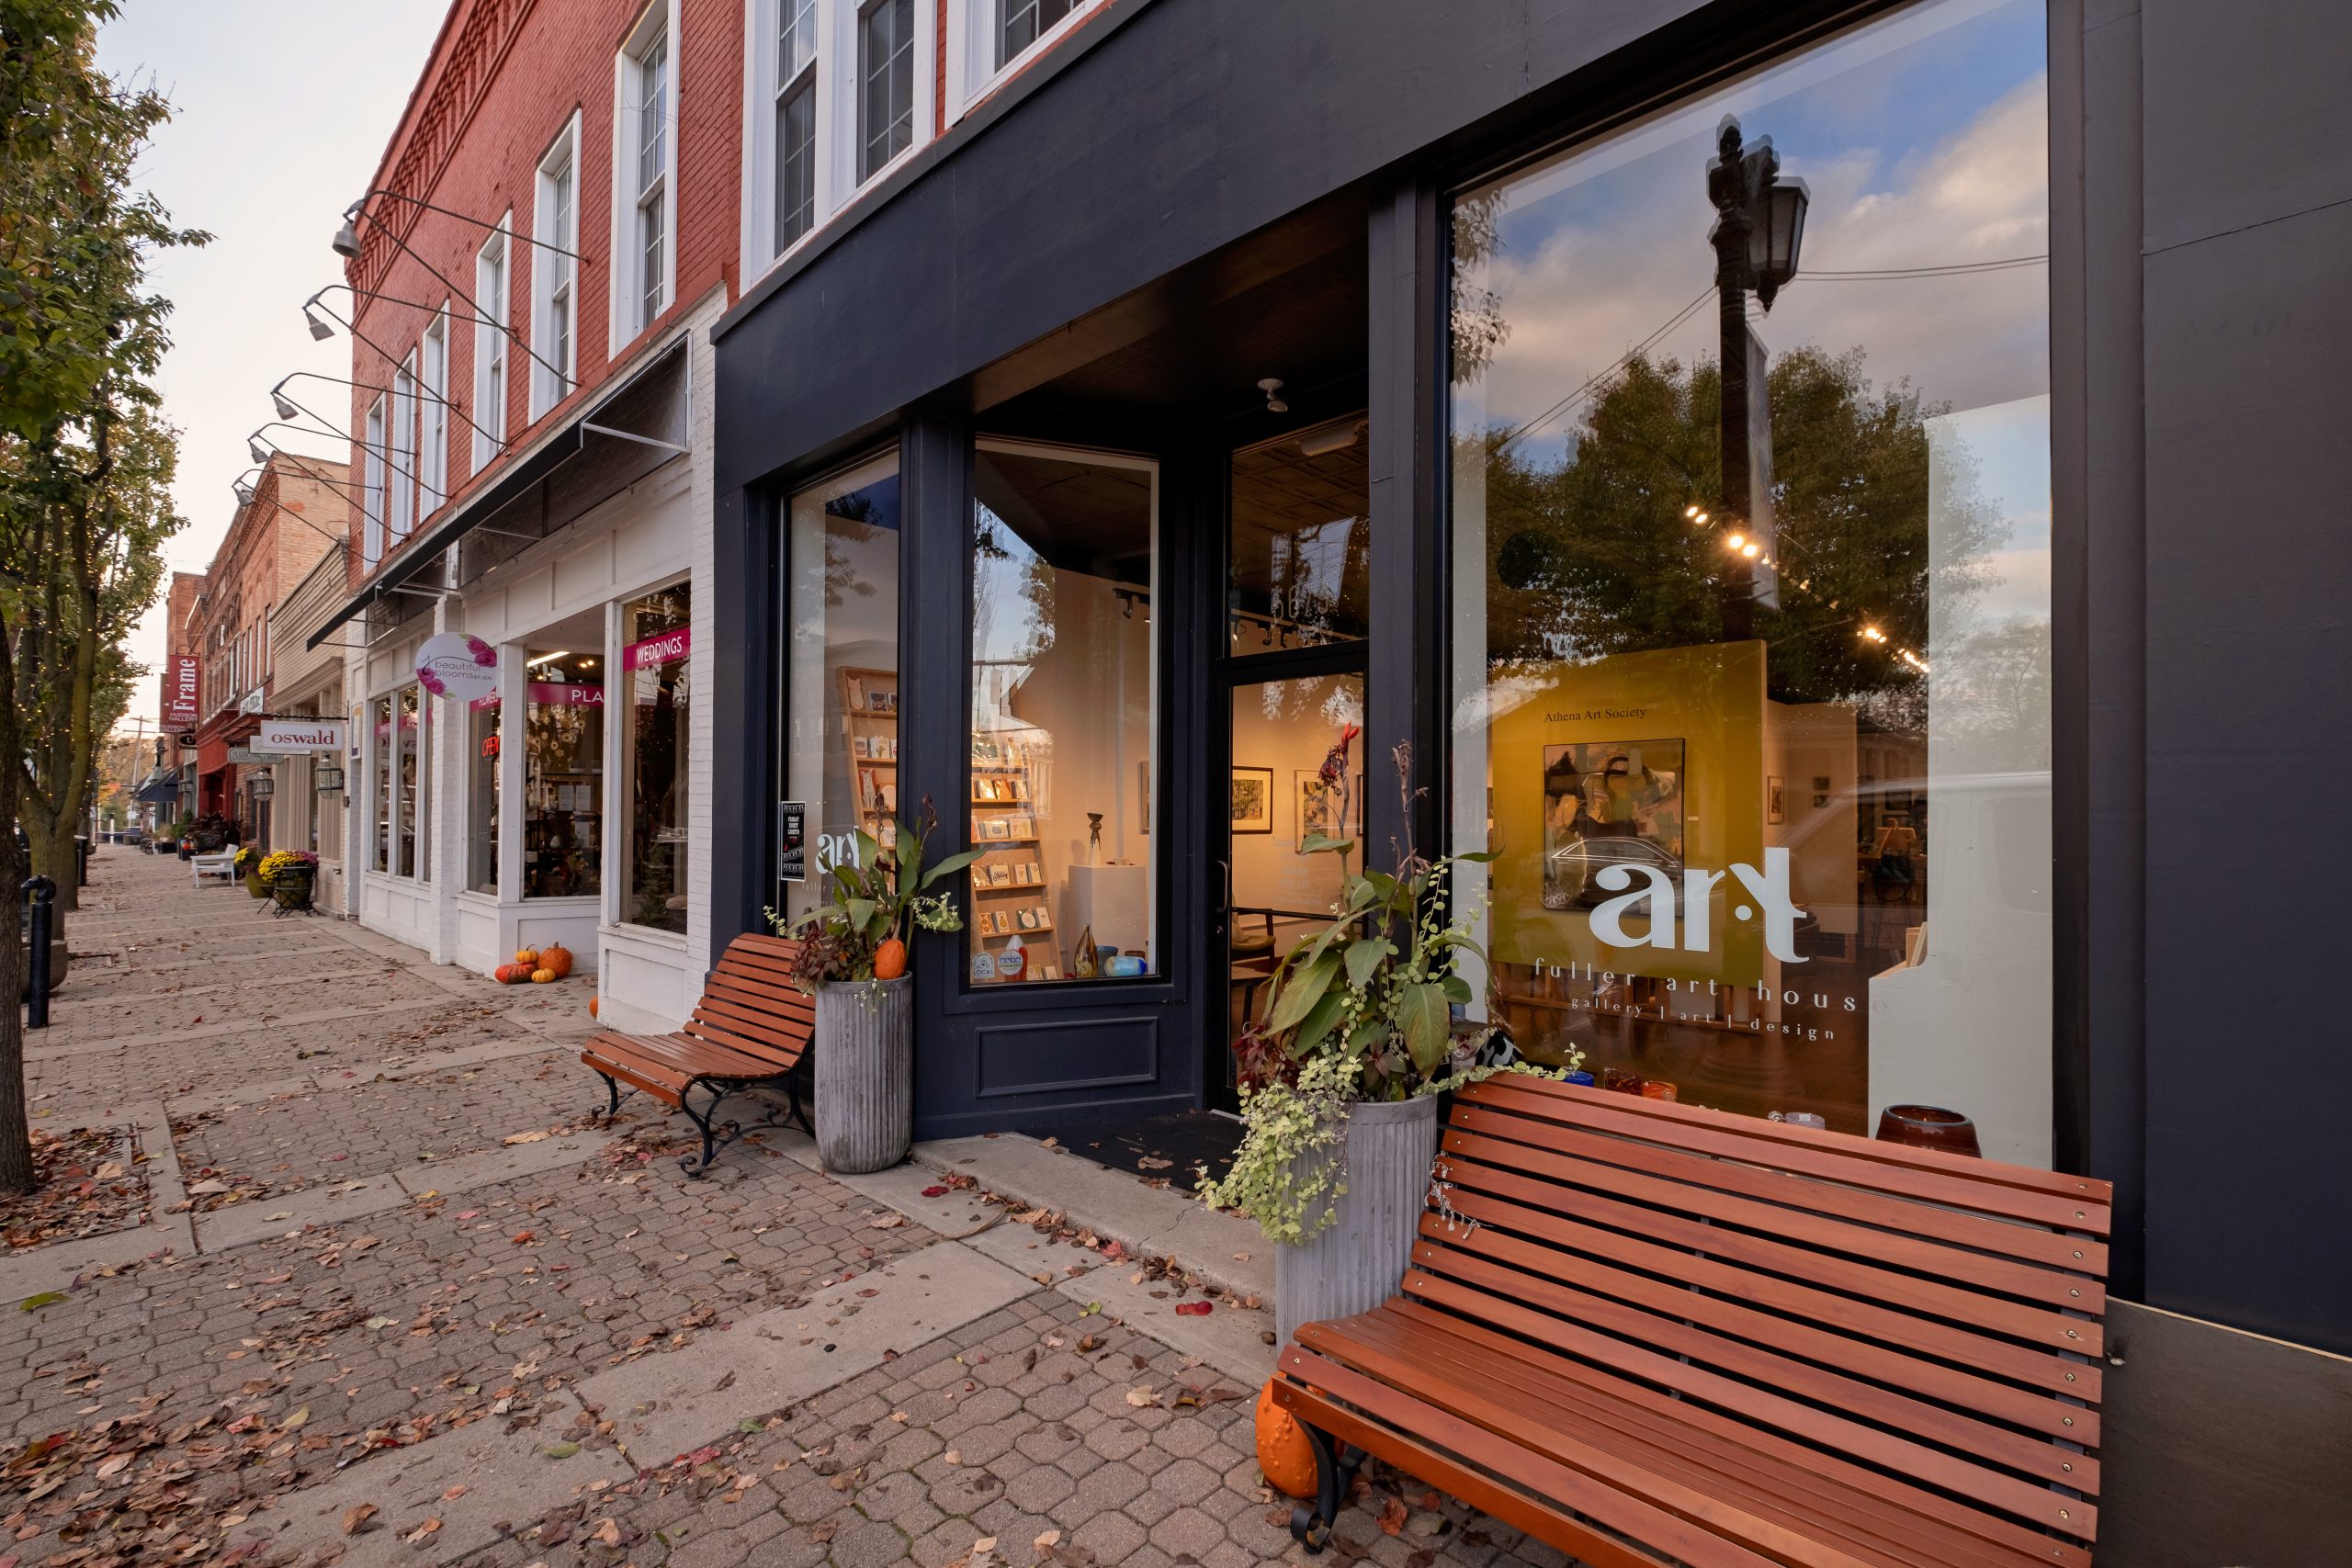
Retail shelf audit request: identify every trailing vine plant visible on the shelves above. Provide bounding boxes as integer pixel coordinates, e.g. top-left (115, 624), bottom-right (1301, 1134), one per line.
top-left (1197, 745), bottom-right (1575, 1243)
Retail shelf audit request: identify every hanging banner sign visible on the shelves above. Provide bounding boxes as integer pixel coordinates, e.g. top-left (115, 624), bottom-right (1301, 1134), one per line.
top-left (162, 656), bottom-right (201, 725)
top-left (414, 632), bottom-right (501, 703)
top-left (624, 626), bottom-right (691, 670)
top-left (252, 717), bottom-right (348, 753)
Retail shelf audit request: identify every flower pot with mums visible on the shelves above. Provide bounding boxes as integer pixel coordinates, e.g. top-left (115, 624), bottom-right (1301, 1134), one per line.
top-left (1196, 746), bottom-right (1575, 1346)
top-left (765, 800), bottom-right (979, 1175)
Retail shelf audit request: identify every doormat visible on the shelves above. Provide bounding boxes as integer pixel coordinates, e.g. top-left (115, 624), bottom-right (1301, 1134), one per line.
top-left (1011, 1110), bottom-right (1244, 1193)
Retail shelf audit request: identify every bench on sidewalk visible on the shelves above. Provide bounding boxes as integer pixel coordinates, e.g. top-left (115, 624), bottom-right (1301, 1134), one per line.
top-left (581, 932), bottom-right (812, 1177)
top-left (1272, 1076), bottom-right (2113, 1568)
top-left (190, 851), bottom-right (236, 885)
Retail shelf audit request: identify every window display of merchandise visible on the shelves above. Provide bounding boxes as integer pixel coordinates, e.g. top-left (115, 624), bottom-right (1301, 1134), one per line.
top-left (523, 651), bottom-right (604, 899)
top-left (621, 586), bottom-right (691, 932)
top-left (966, 443), bottom-right (1158, 986)
top-left (1445, 0), bottom-right (2053, 1163)
top-left (468, 695), bottom-right (500, 894)
top-left (840, 666), bottom-right (900, 834)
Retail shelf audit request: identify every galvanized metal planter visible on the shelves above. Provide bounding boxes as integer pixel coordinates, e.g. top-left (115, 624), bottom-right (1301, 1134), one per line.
top-left (813, 976), bottom-right (912, 1174)
top-left (1275, 1093), bottom-right (1441, 1346)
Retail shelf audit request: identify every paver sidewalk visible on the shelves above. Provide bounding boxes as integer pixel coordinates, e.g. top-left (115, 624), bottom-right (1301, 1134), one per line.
top-left (0, 851), bottom-right (1556, 1568)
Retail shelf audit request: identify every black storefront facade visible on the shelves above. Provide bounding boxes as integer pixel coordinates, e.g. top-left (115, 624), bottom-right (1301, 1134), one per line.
top-left (707, 2), bottom-right (2352, 1561)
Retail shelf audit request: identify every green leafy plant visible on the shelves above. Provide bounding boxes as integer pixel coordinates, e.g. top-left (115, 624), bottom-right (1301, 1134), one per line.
top-left (764, 798), bottom-right (979, 991)
top-left (1198, 745), bottom-right (1576, 1243)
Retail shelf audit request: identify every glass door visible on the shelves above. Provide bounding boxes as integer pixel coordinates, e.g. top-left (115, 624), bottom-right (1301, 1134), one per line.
top-left (1213, 413), bottom-right (1370, 1103)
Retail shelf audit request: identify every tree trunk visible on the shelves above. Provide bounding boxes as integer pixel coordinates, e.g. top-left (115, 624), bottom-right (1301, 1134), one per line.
top-left (0, 627), bottom-right (35, 1195)
top-left (30, 818), bottom-right (81, 915)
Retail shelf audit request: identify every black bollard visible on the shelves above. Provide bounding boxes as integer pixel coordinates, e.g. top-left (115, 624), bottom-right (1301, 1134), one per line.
top-left (23, 876), bottom-right (55, 1029)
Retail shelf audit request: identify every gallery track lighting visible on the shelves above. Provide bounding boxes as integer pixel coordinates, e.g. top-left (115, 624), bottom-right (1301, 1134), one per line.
top-left (1256, 377), bottom-right (1288, 414)
top-left (1297, 420), bottom-right (1363, 458)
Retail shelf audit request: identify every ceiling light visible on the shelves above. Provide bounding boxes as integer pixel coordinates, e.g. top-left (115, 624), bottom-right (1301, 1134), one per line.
top-left (1256, 377), bottom-right (1288, 414)
top-left (1684, 504), bottom-right (1701, 519)
top-left (1297, 420), bottom-right (1363, 458)
top-left (1725, 532), bottom-right (1745, 549)
top-left (1741, 543), bottom-right (1760, 558)
top-left (525, 650), bottom-right (570, 668)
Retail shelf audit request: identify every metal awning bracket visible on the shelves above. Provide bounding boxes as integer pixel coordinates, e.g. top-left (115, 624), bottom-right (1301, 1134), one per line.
top-left (582, 420), bottom-right (688, 455)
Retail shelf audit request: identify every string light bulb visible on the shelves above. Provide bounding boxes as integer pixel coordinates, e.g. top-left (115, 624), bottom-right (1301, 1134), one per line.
top-left (1726, 532), bottom-right (1746, 550)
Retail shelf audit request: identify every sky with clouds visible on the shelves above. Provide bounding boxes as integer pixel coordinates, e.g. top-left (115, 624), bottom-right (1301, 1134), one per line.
top-left (96, 2), bottom-right (447, 735)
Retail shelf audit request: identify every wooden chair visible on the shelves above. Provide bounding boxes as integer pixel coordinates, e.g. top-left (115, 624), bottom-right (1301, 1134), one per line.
top-left (580, 931), bottom-right (812, 1177)
top-left (1273, 1075), bottom-right (2113, 1568)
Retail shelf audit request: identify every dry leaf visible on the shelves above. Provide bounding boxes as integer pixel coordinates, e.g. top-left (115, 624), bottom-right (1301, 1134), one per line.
top-left (591, 1519), bottom-right (622, 1546)
top-left (1377, 1496), bottom-right (1408, 1537)
top-left (809, 1520), bottom-right (839, 1543)
top-left (402, 1517), bottom-right (442, 1544)
top-left (1124, 1386), bottom-right (1159, 1408)
top-left (503, 1130), bottom-right (552, 1145)
top-left (342, 1504), bottom-right (379, 1536)
top-left (443, 1483), bottom-right (470, 1501)
top-left (1033, 1528), bottom-right (1062, 1555)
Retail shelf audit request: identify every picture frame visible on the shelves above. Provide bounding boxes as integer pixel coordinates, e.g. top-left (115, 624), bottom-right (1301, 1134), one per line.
top-left (1767, 775), bottom-right (1786, 825)
top-left (1229, 766), bottom-right (1274, 834)
top-left (1295, 769), bottom-right (1361, 851)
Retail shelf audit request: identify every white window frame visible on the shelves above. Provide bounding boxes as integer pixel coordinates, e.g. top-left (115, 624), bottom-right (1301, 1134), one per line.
top-left (852, 0), bottom-right (922, 186)
top-left (420, 307), bottom-right (448, 514)
top-left (472, 218), bottom-right (511, 473)
top-left (741, 0), bottom-right (833, 279)
top-left (944, 0), bottom-right (1099, 124)
top-left (611, 1), bottom-right (679, 345)
top-left (390, 350), bottom-right (417, 542)
top-left (362, 395), bottom-right (387, 569)
top-left (532, 115), bottom-right (582, 420)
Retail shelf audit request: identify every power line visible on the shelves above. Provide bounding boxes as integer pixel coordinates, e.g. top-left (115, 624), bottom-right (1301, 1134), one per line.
top-left (1798, 254), bottom-right (2047, 279)
top-left (1499, 286), bottom-right (1714, 452)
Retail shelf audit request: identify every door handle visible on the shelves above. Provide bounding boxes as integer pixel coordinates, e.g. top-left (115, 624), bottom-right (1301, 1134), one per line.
top-left (1216, 858), bottom-right (1231, 913)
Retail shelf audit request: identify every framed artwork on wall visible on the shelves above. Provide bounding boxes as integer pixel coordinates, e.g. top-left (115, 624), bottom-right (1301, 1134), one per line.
top-left (1229, 766), bottom-right (1273, 834)
top-left (1767, 775), bottom-right (1786, 825)
top-left (1295, 770), bottom-right (1362, 850)
top-left (1539, 739), bottom-right (1685, 912)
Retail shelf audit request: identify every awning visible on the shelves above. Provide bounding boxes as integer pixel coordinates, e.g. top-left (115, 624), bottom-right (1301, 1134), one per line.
top-left (134, 776), bottom-right (180, 805)
top-left (306, 335), bottom-right (689, 650)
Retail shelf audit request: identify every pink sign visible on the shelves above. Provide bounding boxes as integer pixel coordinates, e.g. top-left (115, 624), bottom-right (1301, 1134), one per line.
top-left (162, 655), bottom-right (200, 726)
top-left (624, 626), bottom-right (691, 670)
top-left (528, 682), bottom-right (605, 706)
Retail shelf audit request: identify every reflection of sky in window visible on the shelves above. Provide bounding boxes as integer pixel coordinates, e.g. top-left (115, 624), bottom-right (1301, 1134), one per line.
top-left (972, 501), bottom-right (1046, 733)
top-left (1466, 0), bottom-right (2049, 477)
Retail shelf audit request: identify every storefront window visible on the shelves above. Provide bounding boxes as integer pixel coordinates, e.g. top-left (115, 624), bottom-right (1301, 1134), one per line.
top-left (395, 685), bottom-right (426, 878)
top-left (1229, 415), bottom-right (1369, 652)
top-left (523, 650), bottom-right (604, 898)
top-left (782, 454), bottom-right (899, 930)
top-left (967, 442), bottom-right (1158, 986)
top-left (619, 584), bottom-right (692, 932)
top-left (370, 694), bottom-right (392, 874)
top-left (468, 689), bottom-right (500, 894)
top-left (1448, 0), bottom-right (2052, 1162)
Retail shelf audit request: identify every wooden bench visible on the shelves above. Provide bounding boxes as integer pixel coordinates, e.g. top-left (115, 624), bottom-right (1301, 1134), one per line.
top-left (1272, 1076), bottom-right (2112, 1568)
top-left (581, 931), bottom-right (813, 1177)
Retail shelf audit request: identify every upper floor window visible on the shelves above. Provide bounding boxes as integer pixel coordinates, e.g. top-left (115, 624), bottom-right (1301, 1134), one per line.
top-left (473, 220), bottom-right (510, 472)
top-left (999, 0), bottom-right (1073, 66)
top-left (775, 0), bottom-right (819, 253)
top-left (532, 118), bottom-right (580, 418)
top-left (618, 8), bottom-right (673, 338)
top-left (858, 0), bottom-right (915, 181)
top-left (363, 395), bottom-right (387, 569)
top-left (420, 308), bottom-right (448, 513)
top-left (390, 351), bottom-right (417, 542)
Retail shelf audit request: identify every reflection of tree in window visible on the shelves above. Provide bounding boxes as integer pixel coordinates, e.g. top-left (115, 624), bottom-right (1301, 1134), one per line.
top-left (1472, 345), bottom-right (2003, 712)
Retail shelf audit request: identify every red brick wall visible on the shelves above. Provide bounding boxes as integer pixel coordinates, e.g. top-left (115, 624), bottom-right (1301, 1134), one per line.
top-left (342, 0), bottom-right (744, 589)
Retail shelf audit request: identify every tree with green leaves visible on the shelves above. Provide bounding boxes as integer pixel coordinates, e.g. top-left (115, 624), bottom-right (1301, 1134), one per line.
top-left (0, 0), bottom-right (201, 1191)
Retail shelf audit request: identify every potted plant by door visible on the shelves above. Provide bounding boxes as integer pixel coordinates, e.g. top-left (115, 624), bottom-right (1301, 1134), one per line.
top-left (235, 844), bottom-right (267, 897)
top-left (1198, 747), bottom-right (1572, 1345)
top-left (768, 802), bottom-right (978, 1175)
top-left (258, 850), bottom-right (319, 914)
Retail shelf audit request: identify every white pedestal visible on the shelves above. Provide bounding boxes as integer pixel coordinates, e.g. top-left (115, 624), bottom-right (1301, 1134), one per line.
top-left (1066, 863), bottom-right (1148, 959)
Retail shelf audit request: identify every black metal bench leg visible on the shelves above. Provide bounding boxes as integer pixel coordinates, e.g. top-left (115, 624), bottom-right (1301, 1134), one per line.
top-left (591, 1072), bottom-right (624, 1123)
top-left (1289, 1419), bottom-right (1359, 1552)
top-left (678, 1081), bottom-right (729, 1179)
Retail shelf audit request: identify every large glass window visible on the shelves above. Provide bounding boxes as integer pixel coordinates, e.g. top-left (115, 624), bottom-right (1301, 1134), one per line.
top-left (369, 694), bottom-right (392, 873)
top-left (523, 650), bottom-right (604, 898)
top-left (620, 585), bottom-right (692, 932)
top-left (999, 0), bottom-right (1074, 67)
top-left (395, 684), bottom-right (425, 879)
top-left (1448, 0), bottom-right (2052, 1161)
top-left (468, 689), bottom-right (500, 894)
top-left (967, 442), bottom-right (1158, 986)
top-left (782, 455), bottom-right (900, 931)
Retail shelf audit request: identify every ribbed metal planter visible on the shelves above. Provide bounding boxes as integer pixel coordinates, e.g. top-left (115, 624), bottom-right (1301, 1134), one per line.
top-left (813, 977), bottom-right (912, 1174)
top-left (1275, 1094), bottom-right (1441, 1346)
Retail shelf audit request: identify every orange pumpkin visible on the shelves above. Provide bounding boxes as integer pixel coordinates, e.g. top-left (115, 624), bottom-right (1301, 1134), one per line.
top-left (588, 995), bottom-right (600, 1019)
top-left (873, 938), bottom-right (908, 981)
top-left (530, 967), bottom-right (556, 984)
top-left (514, 947), bottom-right (539, 966)
top-left (493, 963), bottom-right (529, 984)
top-left (539, 942), bottom-right (573, 978)
top-left (1255, 1380), bottom-right (1317, 1498)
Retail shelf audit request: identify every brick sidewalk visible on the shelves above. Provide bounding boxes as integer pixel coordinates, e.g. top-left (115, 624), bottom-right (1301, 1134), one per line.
top-left (0, 850), bottom-right (1557, 1568)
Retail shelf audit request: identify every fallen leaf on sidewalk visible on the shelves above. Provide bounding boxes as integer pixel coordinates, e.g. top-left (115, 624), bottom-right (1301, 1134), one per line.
top-left (1032, 1528), bottom-right (1061, 1555)
top-left (1377, 1496), bottom-right (1408, 1537)
top-left (503, 1130), bottom-right (552, 1145)
top-left (1124, 1387), bottom-right (1159, 1408)
top-left (402, 1518), bottom-right (442, 1545)
top-left (1173, 1301), bottom-right (1212, 1317)
top-left (809, 1520), bottom-right (838, 1544)
top-left (921, 1184), bottom-right (949, 1197)
top-left (341, 1504), bottom-right (379, 1536)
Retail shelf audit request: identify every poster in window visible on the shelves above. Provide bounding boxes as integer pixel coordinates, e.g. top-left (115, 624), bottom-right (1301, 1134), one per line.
top-left (1540, 739), bottom-right (1685, 911)
top-left (1229, 766), bottom-right (1273, 834)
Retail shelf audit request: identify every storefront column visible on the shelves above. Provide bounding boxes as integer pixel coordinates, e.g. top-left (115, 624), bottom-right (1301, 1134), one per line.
top-left (1363, 179), bottom-right (1448, 863)
top-left (899, 412), bottom-right (970, 1019)
top-left (707, 483), bottom-right (775, 954)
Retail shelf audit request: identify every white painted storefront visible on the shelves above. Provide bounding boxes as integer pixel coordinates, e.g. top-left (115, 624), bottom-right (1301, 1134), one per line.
top-left (344, 302), bottom-right (718, 1035)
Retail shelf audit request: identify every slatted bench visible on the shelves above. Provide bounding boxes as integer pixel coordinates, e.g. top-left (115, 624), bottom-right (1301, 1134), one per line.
top-left (1272, 1075), bottom-right (2112, 1568)
top-left (582, 931), bottom-right (812, 1177)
